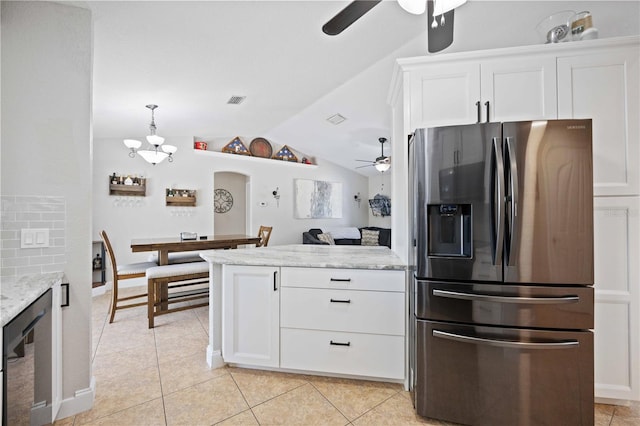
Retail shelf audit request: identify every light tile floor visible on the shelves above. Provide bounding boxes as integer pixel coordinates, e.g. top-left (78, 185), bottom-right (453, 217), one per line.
top-left (50, 289), bottom-right (640, 425)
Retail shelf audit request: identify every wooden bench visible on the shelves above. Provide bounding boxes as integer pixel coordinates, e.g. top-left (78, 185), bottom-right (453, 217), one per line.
top-left (146, 262), bottom-right (209, 328)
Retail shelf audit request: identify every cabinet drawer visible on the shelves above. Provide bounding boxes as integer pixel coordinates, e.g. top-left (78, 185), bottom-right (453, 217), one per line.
top-left (281, 267), bottom-right (404, 292)
top-left (280, 328), bottom-right (404, 380)
top-left (281, 287), bottom-right (404, 335)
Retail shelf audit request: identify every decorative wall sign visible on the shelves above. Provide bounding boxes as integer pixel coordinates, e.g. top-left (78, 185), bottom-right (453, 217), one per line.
top-left (214, 188), bottom-right (234, 213)
top-left (222, 136), bottom-right (251, 155)
top-left (368, 194), bottom-right (391, 217)
top-left (294, 179), bottom-right (342, 219)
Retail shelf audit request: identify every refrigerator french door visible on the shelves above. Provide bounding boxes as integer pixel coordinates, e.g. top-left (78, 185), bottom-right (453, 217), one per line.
top-left (409, 120), bottom-right (595, 425)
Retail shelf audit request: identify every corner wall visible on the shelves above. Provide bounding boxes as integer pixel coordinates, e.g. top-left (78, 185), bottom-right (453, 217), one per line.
top-left (1, 1), bottom-right (93, 418)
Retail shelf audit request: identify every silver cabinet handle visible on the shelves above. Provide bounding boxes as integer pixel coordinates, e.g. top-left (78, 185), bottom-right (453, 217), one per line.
top-left (433, 289), bottom-right (580, 304)
top-left (433, 330), bottom-right (579, 350)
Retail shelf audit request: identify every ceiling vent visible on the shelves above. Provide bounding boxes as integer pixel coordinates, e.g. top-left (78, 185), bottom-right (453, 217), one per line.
top-left (227, 96), bottom-right (246, 105)
top-left (326, 113), bottom-right (347, 125)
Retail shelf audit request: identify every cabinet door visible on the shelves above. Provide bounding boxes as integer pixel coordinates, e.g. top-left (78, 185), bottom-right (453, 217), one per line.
top-left (409, 62), bottom-right (480, 129)
top-left (558, 48), bottom-right (640, 196)
top-left (481, 55), bottom-right (557, 122)
top-left (222, 265), bottom-right (279, 367)
top-left (593, 196), bottom-right (640, 401)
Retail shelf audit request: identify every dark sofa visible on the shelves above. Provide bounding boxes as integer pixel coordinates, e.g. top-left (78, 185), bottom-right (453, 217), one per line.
top-left (302, 227), bottom-right (391, 248)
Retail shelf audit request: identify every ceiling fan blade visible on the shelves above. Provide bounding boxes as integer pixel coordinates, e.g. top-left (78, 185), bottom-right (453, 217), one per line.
top-left (355, 163), bottom-right (375, 169)
top-left (322, 0), bottom-right (382, 36)
top-left (355, 159), bottom-right (374, 163)
top-left (427, 0), bottom-right (455, 53)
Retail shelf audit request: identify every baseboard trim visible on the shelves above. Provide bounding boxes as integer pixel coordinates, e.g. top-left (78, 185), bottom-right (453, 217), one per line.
top-left (54, 376), bottom-right (95, 421)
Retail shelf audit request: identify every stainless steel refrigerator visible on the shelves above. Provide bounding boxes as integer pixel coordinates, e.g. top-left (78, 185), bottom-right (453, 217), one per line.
top-left (408, 120), bottom-right (595, 425)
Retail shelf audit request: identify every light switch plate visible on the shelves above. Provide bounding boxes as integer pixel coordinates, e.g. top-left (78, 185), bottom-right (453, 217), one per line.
top-left (21, 228), bottom-right (50, 248)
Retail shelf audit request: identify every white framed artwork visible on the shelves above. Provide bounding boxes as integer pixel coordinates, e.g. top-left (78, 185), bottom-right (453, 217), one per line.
top-left (294, 179), bottom-right (343, 219)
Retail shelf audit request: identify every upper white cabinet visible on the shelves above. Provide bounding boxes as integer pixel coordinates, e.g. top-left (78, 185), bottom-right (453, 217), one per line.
top-left (481, 55), bottom-right (557, 122)
top-left (408, 62), bottom-right (480, 128)
top-left (557, 46), bottom-right (640, 196)
top-left (406, 54), bottom-right (556, 129)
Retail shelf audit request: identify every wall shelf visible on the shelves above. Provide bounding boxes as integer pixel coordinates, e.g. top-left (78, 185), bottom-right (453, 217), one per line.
top-left (108, 176), bottom-right (146, 196)
top-left (166, 188), bottom-right (196, 207)
top-left (193, 149), bottom-right (318, 169)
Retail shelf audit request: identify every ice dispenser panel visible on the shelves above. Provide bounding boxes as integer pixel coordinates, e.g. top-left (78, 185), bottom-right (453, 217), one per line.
top-left (428, 204), bottom-right (472, 257)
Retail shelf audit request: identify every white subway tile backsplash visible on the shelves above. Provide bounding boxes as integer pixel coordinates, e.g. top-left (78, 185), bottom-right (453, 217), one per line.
top-left (0, 196), bottom-right (66, 279)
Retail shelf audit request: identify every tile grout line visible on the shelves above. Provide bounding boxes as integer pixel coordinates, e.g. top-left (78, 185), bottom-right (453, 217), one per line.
top-left (153, 319), bottom-right (170, 425)
top-left (306, 381), bottom-right (352, 425)
top-left (226, 370), bottom-right (261, 425)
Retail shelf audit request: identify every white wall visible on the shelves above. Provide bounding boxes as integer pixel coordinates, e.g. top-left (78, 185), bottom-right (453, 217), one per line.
top-left (93, 136), bottom-right (369, 266)
top-left (1, 0), bottom-right (93, 417)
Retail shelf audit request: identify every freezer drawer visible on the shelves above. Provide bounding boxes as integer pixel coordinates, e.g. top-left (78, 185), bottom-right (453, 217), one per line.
top-left (415, 320), bottom-right (594, 425)
top-left (416, 280), bottom-right (594, 330)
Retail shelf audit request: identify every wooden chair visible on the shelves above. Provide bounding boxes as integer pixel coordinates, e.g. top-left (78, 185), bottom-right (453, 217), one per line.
top-left (257, 226), bottom-right (272, 247)
top-left (100, 230), bottom-right (158, 323)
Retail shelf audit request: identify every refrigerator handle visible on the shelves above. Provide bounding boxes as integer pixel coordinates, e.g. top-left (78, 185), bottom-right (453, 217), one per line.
top-left (505, 137), bottom-right (519, 267)
top-left (433, 330), bottom-right (580, 350)
top-left (492, 137), bottom-right (505, 266)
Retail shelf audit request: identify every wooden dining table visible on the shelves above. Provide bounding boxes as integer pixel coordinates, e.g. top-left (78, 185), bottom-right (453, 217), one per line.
top-left (130, 234), bottom-right (262, 265)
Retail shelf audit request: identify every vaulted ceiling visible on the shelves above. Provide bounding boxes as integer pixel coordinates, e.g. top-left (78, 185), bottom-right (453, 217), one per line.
top-left (86, 1), bottom-right (427, 176)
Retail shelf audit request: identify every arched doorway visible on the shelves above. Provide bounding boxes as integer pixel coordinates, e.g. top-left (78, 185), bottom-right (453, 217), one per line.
top-left (213, 171), bottom-right (250, 235)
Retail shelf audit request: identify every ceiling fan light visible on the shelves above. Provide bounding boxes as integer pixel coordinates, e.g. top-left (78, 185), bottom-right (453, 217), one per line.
top-left (434, 0), bottom-right (467, 16)
top-left (375, 162), bottom-right (391, 172)
top-left (398, 0), bottom-right (426, 15)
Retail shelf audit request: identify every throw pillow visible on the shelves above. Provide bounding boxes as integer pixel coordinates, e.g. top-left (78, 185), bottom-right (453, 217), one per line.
top-left (361, 229), bottom-right (379, 246)
top-left (317, 233), bottom-right (335, 245)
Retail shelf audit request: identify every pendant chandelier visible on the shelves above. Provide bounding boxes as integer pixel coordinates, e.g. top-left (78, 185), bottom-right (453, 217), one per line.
top-left (123, 104), bottom-right (177, 165)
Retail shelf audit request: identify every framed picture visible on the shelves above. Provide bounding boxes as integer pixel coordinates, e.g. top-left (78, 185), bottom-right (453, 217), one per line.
top-left (294, 179), bottom-right (342, 219)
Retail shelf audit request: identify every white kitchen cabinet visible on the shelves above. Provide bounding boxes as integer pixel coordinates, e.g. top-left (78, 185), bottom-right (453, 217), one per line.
top-left (220, 264), bottom-right (406, 380)
top-left (593, 196), bottom-right (640, 402)
top-left (406, 54), bottom-right (556, 130)
top-left (557, 46), bottom-right (640, 196)
top-left (280, 267), bottom-right (405, 380)
top-left (221, 265), bottom-right (280, 367)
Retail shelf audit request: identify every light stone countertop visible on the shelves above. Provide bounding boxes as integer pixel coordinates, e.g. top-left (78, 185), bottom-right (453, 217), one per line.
top-left (1, 272), bottom-right (65, 327)
top-left (199, 244), bottom-right (406, 270)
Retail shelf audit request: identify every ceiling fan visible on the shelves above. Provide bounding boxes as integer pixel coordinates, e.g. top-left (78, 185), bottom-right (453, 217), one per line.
top-left (356, 138), bottom-right (391, 172)
top-left (322, 0), bottom-right (467, 53)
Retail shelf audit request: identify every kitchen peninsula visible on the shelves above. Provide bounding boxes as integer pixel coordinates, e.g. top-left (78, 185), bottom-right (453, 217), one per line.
top-left (200, 245), bottom-right (407, 383)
